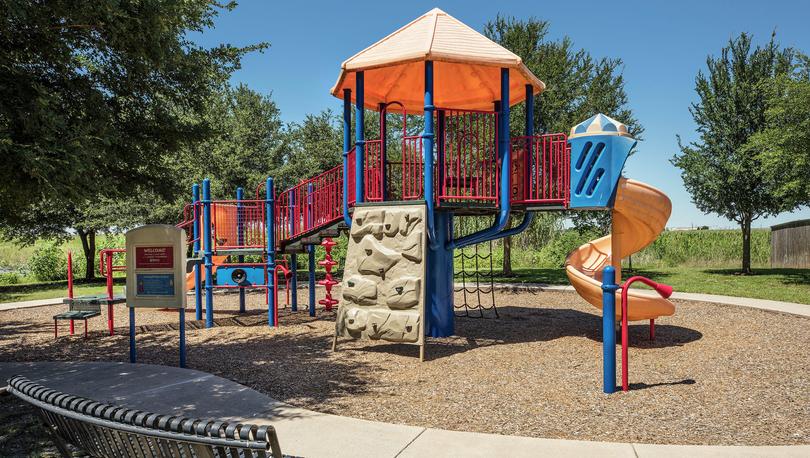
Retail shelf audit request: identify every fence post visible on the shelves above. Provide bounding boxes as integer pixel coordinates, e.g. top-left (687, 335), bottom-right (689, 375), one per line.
top-left (601, 265), bottom-right (619, 394)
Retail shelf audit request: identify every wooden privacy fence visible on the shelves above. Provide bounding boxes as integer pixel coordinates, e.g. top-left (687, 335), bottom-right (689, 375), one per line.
top-left (771, 219), bottom-right (810, 268)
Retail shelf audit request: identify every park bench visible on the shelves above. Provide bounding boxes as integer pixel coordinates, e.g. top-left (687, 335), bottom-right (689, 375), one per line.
top-left (6, 375), bottom-right (284, 458)
top-left (54, 295), bottom-right (126, 338)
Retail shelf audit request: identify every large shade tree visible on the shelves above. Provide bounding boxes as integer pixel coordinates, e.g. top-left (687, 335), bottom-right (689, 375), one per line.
top-left (0, 0), bottom-right (265, 278)
top-left (672, 33), bottom-right (798, 274)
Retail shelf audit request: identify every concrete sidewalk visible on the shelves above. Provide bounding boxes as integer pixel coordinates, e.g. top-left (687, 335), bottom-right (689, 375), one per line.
top-left (0, 297), bottom-right (64, 312)
top-left (2, 362), bottom-right (807, 457)
top-left (473, 283), bottom-right (810, 318)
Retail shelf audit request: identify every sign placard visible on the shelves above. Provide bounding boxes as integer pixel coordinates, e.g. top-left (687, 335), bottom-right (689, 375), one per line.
top-left (136, 273), bottom-right (175, 296)
top-left (126, 225), bottom-right (186, 309)
top-left (135, 246), bottom-right (174, 269)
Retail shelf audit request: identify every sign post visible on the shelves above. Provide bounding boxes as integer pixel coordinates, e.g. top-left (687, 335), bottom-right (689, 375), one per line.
top-left (126, 225), bottom-right (188, 367)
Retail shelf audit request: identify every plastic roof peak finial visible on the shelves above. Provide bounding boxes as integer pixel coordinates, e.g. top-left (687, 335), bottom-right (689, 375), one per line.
top-left (570, 114), bottom-right (633, 139)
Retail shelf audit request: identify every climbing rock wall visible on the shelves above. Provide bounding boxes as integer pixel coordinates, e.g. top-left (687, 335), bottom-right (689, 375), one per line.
top-left (335, 204), bottom-right (426, 346)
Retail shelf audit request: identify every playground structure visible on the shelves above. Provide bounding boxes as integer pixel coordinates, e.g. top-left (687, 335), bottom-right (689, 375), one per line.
top-left (52, 8), bottom-right (676, 391)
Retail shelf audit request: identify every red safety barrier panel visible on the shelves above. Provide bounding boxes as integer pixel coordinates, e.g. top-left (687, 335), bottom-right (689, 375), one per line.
top-left (401, 135), bottom-right (424, 200)
top-left (439, 109), bottom-right (498, 203)
top-left (510, 134), bottom-right (570, 206)
top-left (211, 200), bottom-right (266, 251)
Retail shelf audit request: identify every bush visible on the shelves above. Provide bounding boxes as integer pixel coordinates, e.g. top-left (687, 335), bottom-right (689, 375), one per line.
top-left (29, 243), bottom-right (68, 281)
top-left (535, 230), bottom-right (599, 268)
top-left (0, 272), bottom-right (21, 285)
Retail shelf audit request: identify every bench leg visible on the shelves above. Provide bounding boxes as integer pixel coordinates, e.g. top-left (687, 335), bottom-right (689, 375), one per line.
top-left (108, 303), bottom-right (114, 336)
top-left (69, 319), bottom-right (74, 335)
top-left (54, 320), bottom-right (57, 339)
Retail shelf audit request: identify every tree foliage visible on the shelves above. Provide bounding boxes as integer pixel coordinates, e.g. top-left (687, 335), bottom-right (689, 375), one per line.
top-left (0, 0), bottom-right (265, 277)
top-left (745, 54), bottom-right (810, 208)
top-left (671, 33), bottom-right (799, 273)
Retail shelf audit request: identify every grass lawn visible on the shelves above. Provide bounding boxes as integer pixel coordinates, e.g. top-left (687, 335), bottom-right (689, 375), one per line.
top-left (0, 279), bottom-right (123, 303)
top-left (2, 266), bottom-right (809, 306)
top-left (492, 266), bottom-right (810, 305)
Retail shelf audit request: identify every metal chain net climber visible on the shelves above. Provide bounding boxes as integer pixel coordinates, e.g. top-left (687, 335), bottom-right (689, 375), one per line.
top-left (453, 217), bottom-right (498, 319)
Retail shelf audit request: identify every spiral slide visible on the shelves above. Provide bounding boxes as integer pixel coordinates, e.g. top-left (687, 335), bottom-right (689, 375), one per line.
top-left (185, 255), bottom-right (228, 291)
top-left (565, 178), bottom-right (675, 321)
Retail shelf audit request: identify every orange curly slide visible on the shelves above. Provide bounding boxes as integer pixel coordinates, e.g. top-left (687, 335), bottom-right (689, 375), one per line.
top-left (565, 178), bottom-right (675, 321)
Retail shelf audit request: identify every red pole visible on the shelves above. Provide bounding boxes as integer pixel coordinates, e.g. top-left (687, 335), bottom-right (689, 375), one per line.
top-left (620, 276), bottom-right (673, 392)
top-left (107, 253), bottom-right (114, 336)
top-left (67, 251), bottom-right (74, 299)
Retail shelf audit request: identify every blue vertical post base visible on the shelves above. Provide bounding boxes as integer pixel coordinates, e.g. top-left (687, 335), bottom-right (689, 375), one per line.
top-left (129, 307), bottom-right (136, 363)
top-left (426, 211), bottom-right (454, 337)
top-left (179, 308), bottom-right (186, 368)
top-left (601, 266), bottom-right (618, 394)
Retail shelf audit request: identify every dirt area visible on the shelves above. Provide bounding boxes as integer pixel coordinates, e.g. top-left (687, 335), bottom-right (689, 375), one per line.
top-left (1, 288), bottom-right (808, 446)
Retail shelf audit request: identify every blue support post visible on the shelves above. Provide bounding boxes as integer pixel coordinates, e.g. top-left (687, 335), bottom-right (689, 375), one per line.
top-left (237, 187), bottom-right (245, 313)
top-left (179, 307), bottom-right (186, 368)
top-left (265, 178), bottom-right (276, 327)
top-left (307, 183), bottom-right (316, 317)
top-left (192, 184), bottom-right (202, 321)
top-left (423, 61), bottom-right (438, 247)
top-left (129, 307), bottom-right (136, 363)
top-left (601, 265), bottom-right (619, 394)
top-left (342, 89), bottom-right (352, 227)
top-left (355, 71), bottom-right (365, 204)
top-left (202, 178), bottom-right (214, 328)
top-left (426, 212), bottom-right (454, 337)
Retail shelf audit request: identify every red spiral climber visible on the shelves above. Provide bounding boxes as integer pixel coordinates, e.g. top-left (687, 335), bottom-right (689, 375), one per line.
top-left (317, 238), bottom-right (339, 311)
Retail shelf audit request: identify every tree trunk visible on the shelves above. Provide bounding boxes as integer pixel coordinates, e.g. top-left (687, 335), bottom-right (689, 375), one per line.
top-left (502, 236), bottom-right (513, 277)
top-left (77, 229), bottom-right (96, 280)
top-left (741, 217), bottom-right (753, 274)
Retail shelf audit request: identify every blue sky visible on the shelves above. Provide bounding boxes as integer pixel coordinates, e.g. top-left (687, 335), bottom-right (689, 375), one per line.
top-left (192, 0), bottom-right (810, 228)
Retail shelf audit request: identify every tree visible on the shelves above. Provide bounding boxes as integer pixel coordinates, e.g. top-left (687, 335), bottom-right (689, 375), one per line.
top-left (186, 84), bottom-right (287, 198)
top-left (672, 33), bottom-right (797, 274)
top-left (483, 16), bottom-right (641, 273)
top-left (0, 1), bottom-right (264, 278)
top-left (278, 110), bottom-right (343, 189)
top-left (746, 55), bottom-right (810, 208)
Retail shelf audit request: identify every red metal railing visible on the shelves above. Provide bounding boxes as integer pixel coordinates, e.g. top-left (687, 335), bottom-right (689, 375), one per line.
top-left (275, 163), bottom-right (345, 245)
top-left (401, 135), bottom-right (424, 200)
top-left (211, 200), bottom-right (266, 251)
top-left (99, 249), bottom-right (126, 277)
top-left (439, 109), bottom-right (498, 203)
top-left (365, 139), bottom-right (384, 202)
top-left (510, 133), bottom-right (570, 206)
top-left (177, 202), bottom-right (201, 246)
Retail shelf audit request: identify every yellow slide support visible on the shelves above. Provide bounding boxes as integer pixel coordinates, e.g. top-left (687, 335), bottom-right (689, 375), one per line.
top-left (565, 178), bottom-right (675, 321)
top-left (185, 255), bottom-right (228, 291)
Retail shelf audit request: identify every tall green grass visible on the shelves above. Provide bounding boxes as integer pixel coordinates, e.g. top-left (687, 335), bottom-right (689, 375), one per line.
top-left (632, 229), bottom-right (770, 268)
top-left (454, 228), bottom-right (771, 272)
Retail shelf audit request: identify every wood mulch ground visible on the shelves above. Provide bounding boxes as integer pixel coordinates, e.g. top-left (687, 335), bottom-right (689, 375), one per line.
top-left (0, 288), bottom-right (808, 446)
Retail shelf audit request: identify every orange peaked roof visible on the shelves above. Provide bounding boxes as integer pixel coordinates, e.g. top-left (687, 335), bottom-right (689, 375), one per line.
top-left (331, 8), bottom-right (545, 113)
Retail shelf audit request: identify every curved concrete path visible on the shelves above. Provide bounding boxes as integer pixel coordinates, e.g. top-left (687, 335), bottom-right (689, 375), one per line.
top-left (475, 283), bottom-right (810, 318)
top-left (1, 361), bottom-right (807, 457)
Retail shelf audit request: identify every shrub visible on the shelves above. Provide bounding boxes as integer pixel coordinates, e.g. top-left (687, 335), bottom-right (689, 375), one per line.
top-left (29, 243), bottom-right (68, 281)
top-left (0, 272), bottom-right (21, 285)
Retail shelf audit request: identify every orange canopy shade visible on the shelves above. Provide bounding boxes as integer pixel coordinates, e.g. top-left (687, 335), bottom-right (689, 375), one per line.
top-left (331, 8), bottom-right (545, 113)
